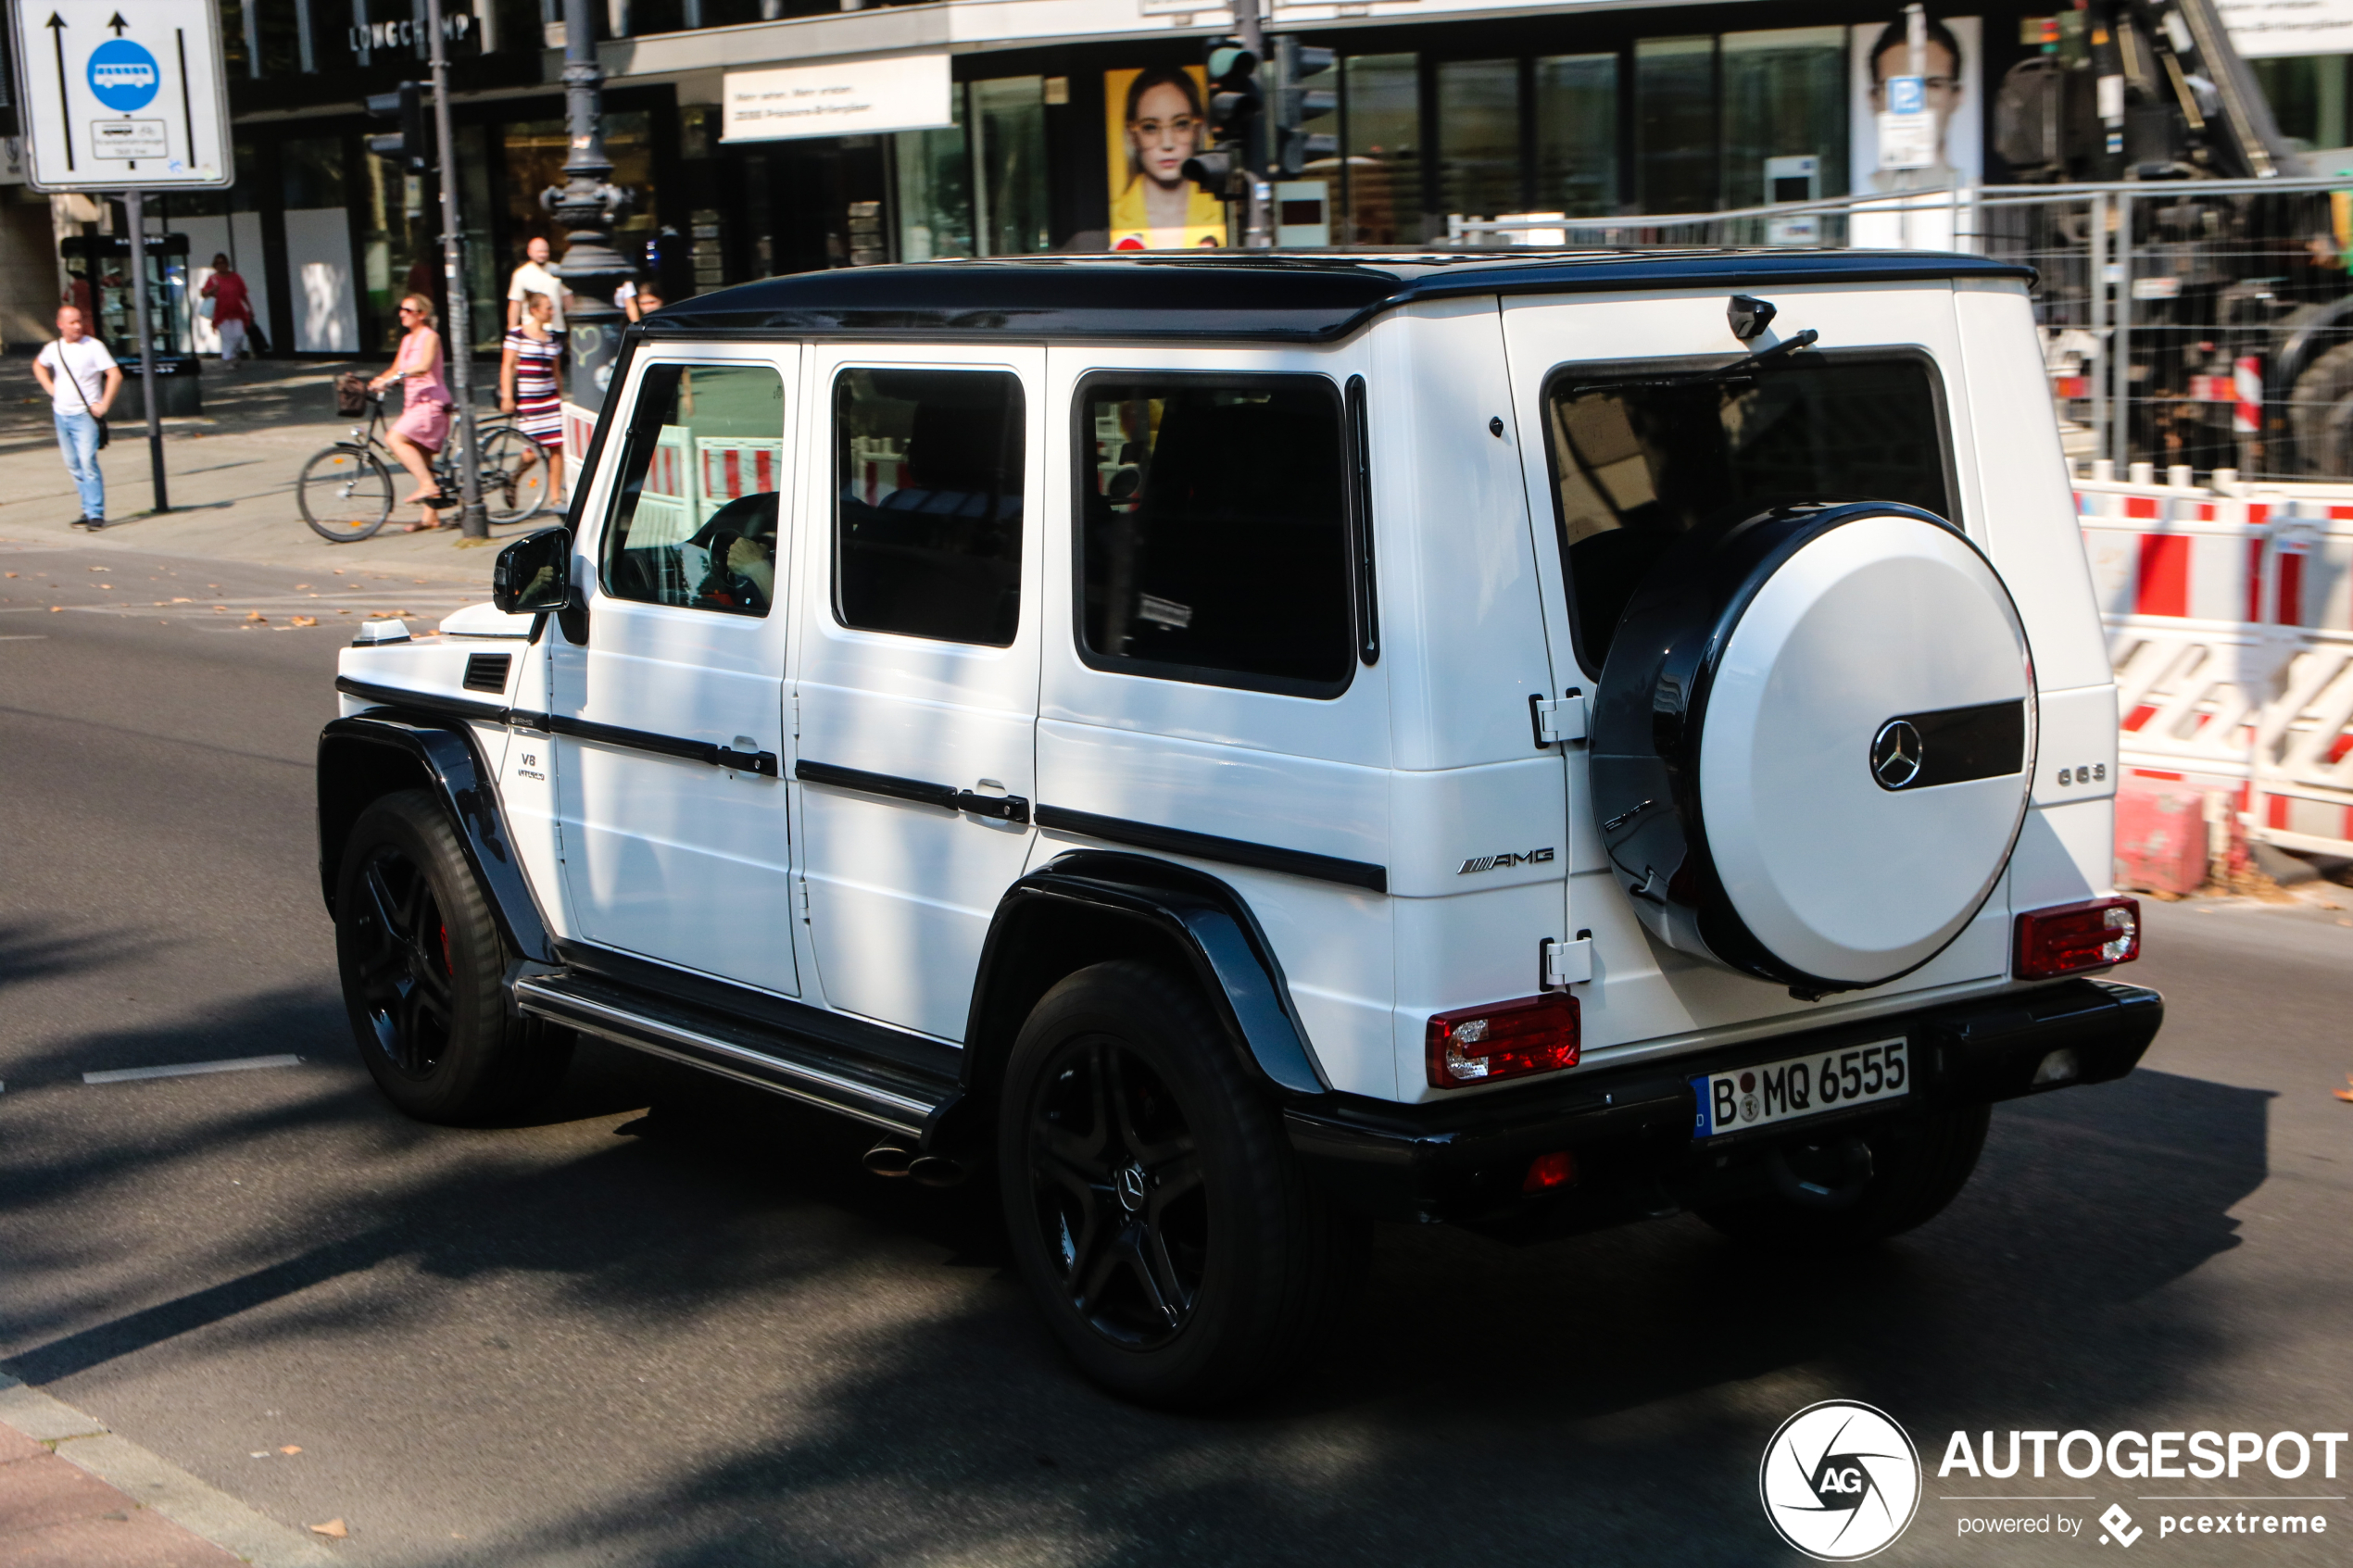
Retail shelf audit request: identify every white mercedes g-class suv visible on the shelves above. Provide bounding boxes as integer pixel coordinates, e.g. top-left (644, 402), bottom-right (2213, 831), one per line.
top-left (319, 251), bottom-right (2158, 1408)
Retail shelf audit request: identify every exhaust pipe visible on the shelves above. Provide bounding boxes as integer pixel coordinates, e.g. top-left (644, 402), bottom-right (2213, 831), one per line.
top-left (907, 1155), bottom-right (967, 1188)
top-left (861, 1141), bottom-right (970, 1187)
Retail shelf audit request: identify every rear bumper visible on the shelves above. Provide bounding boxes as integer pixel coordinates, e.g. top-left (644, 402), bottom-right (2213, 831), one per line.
top-left (1283, 978), bottom-right (2162, 1226)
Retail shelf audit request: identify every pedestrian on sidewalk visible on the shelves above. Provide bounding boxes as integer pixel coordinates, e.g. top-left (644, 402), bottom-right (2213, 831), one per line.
top-left (200, 254), bottom-right (255, 369)
top-left (617, 275), bottom-right (665, 321)
top-left (31, 304), bottom-right (120, 530)
top-left (506, 236), bottom-right (570, 334)
top-left (499, 290), bottom-right (565, 508)
top-left (368, 293), bottom-right (454, 533)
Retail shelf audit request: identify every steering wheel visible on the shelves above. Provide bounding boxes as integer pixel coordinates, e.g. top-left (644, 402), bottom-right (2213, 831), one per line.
top-left (687, 492), bottom-right (779, 613)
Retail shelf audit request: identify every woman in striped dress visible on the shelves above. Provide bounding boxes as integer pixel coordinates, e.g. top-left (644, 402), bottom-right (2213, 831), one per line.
top-left (498, 291), bottom-right (564, 507)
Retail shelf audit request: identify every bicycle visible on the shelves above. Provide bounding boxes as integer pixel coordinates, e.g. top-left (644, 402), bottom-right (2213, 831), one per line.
top-left (298, 394), bottom-right (558, 543)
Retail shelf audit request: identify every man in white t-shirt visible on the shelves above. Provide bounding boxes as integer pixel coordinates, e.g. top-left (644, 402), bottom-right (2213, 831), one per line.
top-left (506, 235), bottom-right (570, 333)
top-left (31, 305), bottom-right (121, 528)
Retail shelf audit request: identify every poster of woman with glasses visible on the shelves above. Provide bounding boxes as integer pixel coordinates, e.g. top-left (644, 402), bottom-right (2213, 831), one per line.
top-left (1106, 67), bottom-right (1228, 250)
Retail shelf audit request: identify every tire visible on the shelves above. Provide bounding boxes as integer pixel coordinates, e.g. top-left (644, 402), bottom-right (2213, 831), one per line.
top-left (299, 444), bottom-right (394, 542)
top-left (998, 960), bottom-right (1365, 1410)
top-left (2290, 340), bottom-right (2353, 477)
top-left (333, 789), bottom-right (573, 1123)
top-left (477, 422), bottom-right (554, 525)
top-left (1694, 1103), bottom-right (1991, 1253)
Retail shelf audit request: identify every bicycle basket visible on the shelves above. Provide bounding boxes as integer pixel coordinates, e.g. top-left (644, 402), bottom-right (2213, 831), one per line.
top-left (334, 371), bottom-right (371, 417)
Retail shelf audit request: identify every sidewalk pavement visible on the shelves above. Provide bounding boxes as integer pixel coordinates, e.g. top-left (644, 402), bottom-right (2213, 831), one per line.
top-left (0, 1420), bottom-right (240, 1567)
top-left (0, 356), bottom-right (540, 587)
top-left (1, 1371), bottom-right (338, 1566)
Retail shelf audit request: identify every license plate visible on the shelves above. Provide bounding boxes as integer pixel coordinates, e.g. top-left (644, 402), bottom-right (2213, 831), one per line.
top-left (1691, 1038), bottom-right (1909, 1138)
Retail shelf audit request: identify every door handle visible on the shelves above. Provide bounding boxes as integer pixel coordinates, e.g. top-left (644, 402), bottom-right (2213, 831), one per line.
top-left (798, 759), bottom-right (1031, 824)
top-left (953, 789), bottom-right (1031, 824)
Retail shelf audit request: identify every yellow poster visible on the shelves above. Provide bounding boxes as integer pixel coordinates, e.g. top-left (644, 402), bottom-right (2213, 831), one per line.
top-left (1104, 67), bottom-right (1228, 251)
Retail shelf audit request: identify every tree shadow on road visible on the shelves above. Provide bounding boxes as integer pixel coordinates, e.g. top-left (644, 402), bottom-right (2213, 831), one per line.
top-left (0, 978), bottom-right (2276, 1568)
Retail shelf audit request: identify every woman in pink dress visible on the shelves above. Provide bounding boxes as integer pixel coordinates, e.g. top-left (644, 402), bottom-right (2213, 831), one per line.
top-left (367, 293), bottom-right (454, 532)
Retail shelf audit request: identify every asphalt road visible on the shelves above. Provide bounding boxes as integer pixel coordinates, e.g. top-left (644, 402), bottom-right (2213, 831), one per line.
top-left (2, 537), bottom-right (2348, 1567)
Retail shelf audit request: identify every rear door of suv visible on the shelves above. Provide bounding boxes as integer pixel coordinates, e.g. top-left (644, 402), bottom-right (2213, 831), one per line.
top-left (1499, 282), bottom-right (2000, 1049)
top-left (791, 346), bottom-right (1046, 1042)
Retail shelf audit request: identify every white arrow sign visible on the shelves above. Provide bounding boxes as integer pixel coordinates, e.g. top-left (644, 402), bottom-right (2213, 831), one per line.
top-left (6, 0), bottom-right (233, 191)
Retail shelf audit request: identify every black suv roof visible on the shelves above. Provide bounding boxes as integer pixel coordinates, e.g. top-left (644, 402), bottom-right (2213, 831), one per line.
top-left (642, 249), bottom-right (2034, 345)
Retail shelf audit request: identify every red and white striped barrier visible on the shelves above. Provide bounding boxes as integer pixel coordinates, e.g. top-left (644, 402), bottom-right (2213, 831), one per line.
top-left (2077, 459), bottom-right (2353, 872)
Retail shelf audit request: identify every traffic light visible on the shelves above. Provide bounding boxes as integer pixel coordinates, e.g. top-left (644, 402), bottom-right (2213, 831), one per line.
top-left (1271, 37), bottom-right (1339, 177)
top-left (1182, 38), bottom-right (1261, 197)
top-left (364, 82), bottom-right (434, 173)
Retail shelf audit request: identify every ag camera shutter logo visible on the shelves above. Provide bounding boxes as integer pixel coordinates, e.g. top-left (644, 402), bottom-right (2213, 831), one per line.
top-left (1760, 1400), bottom-right (1922, 1560)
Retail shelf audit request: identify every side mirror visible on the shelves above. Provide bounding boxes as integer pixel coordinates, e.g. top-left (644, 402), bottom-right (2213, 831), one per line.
top-left (492, 527), bottom-right (574, 615)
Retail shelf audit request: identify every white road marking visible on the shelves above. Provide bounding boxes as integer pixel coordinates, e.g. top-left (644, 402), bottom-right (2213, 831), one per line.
top-left (0, 634), bottom-right (45, 641)
top-left (82, 1054), bottom-right (304, 1085)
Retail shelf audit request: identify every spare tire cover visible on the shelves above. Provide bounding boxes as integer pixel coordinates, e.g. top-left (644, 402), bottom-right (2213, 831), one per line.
top-left (1590, 502), bottom-right (2035, 993)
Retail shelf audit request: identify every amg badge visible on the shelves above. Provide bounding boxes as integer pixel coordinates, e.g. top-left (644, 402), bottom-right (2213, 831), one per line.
top-left (1459, 847), bottom-right (1555, 875)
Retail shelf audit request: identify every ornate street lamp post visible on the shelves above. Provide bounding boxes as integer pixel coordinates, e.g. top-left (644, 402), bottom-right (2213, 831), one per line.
top-left (544, 0), bottom-right (633, 409)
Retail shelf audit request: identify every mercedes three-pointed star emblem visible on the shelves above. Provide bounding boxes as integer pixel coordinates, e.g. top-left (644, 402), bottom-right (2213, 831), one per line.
top-left (1871, 720), bottom-right (1924, 790)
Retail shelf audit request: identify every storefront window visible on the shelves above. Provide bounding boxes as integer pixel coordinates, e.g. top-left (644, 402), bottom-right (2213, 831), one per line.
top-left (359, 150), bottom-right (425, 352)
top-left (2252, 56), bottom-right (2353, 150)
top-left (503, 114), bottom-right (658, 272)
top-left (898, 88), bottom-right (975, 260)
top-left (1636, 36), bottom-right (1716, 214)
top-left (1438, 59), bottom-right (1520, 222)
top-left (1534, 55), bottom-right (1617, 218)
top-left (457, 125), bottom-right (502, 354)
top-left (975, 78), bottom-right (1051, 256)
top-left (1722, 28), bottom-right (1849, 208)
top-left (1343, 54), bottom-right (1419, 245)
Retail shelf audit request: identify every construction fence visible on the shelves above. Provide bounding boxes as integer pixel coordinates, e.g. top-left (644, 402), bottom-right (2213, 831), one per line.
top-left (1451, 177), bottom-right (2353, 485)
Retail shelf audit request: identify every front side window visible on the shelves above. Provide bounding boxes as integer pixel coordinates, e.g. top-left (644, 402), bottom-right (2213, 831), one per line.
top-left (1543, 353), bottom-right (1953, 671)
top-left (1078, 376), bottom-right (1353, 696)
top-left (834, 368), bottom-right (1026, 646)
top-left (599, 363), bottom-right (786, 618)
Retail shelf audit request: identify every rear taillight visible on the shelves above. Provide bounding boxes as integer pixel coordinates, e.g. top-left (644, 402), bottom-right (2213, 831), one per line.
top-left (1426, 993), bottom-right (1580, 1088)
top-left (2015, 897), bottom-right (2141, 980)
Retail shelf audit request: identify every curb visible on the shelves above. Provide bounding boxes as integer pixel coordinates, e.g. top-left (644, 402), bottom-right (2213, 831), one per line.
top-left (0, 1373), bottom-right (337, 1566)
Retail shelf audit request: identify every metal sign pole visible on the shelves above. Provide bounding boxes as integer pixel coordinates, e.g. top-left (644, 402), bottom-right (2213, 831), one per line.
top-left (121, 186), bottom-right (169, 513)
top-left (421, 0), bottom-right (484, 536)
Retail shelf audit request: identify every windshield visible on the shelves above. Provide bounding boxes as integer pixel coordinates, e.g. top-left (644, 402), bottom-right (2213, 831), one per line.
top-left (1541, 353), bottom-right (1954, 671)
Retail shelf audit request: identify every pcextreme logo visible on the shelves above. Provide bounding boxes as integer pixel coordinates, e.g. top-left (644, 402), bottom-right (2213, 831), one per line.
top-left (1759, 1400), bottom-right (1923, 1561)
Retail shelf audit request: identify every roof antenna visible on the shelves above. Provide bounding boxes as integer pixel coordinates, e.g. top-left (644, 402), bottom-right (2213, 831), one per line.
top-left (1728, 295), bottom-right (1777, 342)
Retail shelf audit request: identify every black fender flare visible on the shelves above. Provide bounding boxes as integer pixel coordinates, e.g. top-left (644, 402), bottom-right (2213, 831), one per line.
top-left (937, 851), bottom-right (1329, 1151)
top-left (316, 714), bottom-right (555, 963)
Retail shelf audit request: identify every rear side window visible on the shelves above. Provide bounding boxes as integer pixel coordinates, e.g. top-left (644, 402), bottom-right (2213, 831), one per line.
top-left (1077, 376), bottom-right (1353, 696)
top-left (1541, 353), bottom-right (1954, 671)
top-left (834, 369), bottom-right (1025, 646)
top-left (599, 363), bottom-right (786, 618)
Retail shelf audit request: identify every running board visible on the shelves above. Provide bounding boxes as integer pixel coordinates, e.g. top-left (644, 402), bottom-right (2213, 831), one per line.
top-left (513, 972), bottom-right (954, 1137)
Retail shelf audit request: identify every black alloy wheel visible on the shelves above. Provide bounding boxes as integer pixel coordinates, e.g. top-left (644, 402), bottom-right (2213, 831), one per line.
top-left (334, 790), bottom-right (573, 1123)
top-left (999, 960), bottom-right (1364, 1409)
top-left (1026, 1037), bottom-right (1209, 1348)
top-left (346, 841), bottom-right (457, 1079)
